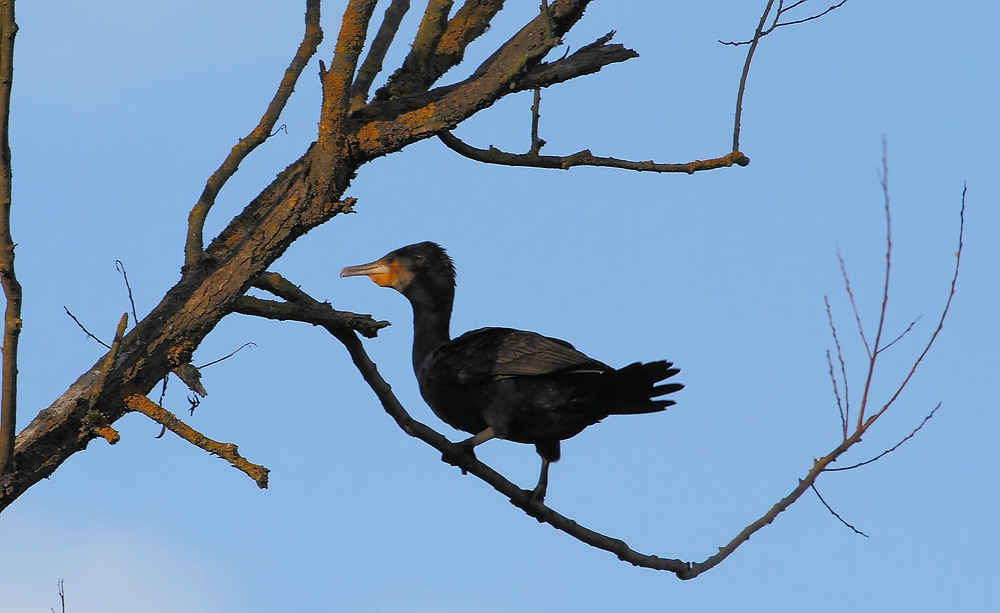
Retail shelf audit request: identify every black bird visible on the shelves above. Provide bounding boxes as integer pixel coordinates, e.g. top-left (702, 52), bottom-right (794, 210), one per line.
top-left (341, 242), bottom-right (682, 503)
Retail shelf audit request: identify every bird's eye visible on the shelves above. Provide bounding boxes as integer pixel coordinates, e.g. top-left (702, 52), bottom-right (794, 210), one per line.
top-left (386, 255), bottom-right (395, 263)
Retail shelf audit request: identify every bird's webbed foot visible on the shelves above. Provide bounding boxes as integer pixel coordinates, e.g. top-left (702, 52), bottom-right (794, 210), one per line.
top-left (441, 441), bottom-right (478, 475)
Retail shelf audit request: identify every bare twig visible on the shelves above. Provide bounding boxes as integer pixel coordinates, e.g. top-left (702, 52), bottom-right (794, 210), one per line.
top-left (811, 484), bottom-right (868, 537)
top-left (856, 138), bottom-right (893, 429)
top-left (52, 578), bottom-right (65, 613)
top-left (721, 1), bottom-right (850, 46)
top-left (837, 248), bottom-right (870, 358)
top-left (529, 88), bottom-right (545, 156)
top-left (825, 349), bottom-right (846, 436)
top-left (185, 0), bottom-right (323, 266)
top-left (439, 130), bottom-right (749, 174)
top-left (125, 394), bottom-right (269, 488)
top-left (732, 0), bottom-right (775, 152)
top-left (198, 342), bottom-right (257, 369)
top-left (827, 403), bottom-right (941, 472)
top-left (824, 295), bottom-right (850, 437)
top-left (0, 0), bottom-right (20, 472)
top-left (863, 185), bottom-right (964, 429)
top-left (115, 260), bottom-right (138, 325)
top-left (878, 315), bottom-right (922, 354)
top-left (64, 307), bottom-right (111, 348)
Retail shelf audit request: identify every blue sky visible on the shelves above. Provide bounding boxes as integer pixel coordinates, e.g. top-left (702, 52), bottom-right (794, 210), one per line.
top-left (1, 1), bottom-right (997, 611)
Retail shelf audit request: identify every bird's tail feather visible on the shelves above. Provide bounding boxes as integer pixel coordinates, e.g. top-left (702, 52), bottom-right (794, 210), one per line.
top-left (605, 361), bottom-right (683, 415)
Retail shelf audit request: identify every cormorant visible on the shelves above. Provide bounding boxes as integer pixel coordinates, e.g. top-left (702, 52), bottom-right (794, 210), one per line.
top-left (341, 242), bottom-right (682, 503)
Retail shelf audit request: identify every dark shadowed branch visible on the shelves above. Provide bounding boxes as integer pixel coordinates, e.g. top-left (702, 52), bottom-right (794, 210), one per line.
top-left (0, 0), bottom-right (19, 472)
top-left (185, 0), bottom-right (323, 267)
top-left (440, 131), bottom-right (750, 174)
top-left (811, 484), bottom-right (868, 537)
top-left (125, 394), bottom-right (269, 488)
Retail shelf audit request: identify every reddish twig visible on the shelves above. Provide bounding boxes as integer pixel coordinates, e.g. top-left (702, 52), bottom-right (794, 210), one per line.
top-left (824, 295), bottom-right (850, 437)
top-left (827, 403), bottom-right (941, 472)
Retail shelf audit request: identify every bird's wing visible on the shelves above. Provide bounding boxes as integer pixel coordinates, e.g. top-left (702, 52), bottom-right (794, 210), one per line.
top-left (429, 327), bottom-right (608, 383)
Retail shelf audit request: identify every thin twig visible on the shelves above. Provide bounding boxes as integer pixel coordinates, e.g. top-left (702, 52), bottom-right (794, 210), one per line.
top-left (198, 342), bottom-right (257, 369)
top-left (529, 88), bottom-right (545, 156)
top-left (720, 1), bottom-right (849, 46)
top-left (864, 185), bottom-right (965, 429)
top-left (878, 315), bottom-right (922, 354)
top-left (439, 131), bottom-right (749, 174)
top-left (827, 403), bottom-right (941, 471)
top-left (155, 375), bottom-right (168, 439)
top-left (126, 394), bottom-right (269, 488)
top-left (857, 138), bottom-right (894, 429)
top-left (811, 484), bottom-right (868, 537)
top-left (732, 0), bottom-right (775, 152)
top-left (186, 0), bottom-right (323, 266)
top-left (64, 307), bottom-right (111, 349)
top-left (824, 295), bottom-right (850, 437)
top-left (115, 260), bottom-right (138, 325)
top-left (0, 0), bottom-right (21, 472)
top-left (838, 247), bottom-right (870, 358)
top-left (825, 349), bottom-right (846, 436)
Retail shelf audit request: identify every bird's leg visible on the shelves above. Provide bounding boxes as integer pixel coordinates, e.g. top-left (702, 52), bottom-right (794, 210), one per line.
top-left (442, 427), bottom-right (495, 474)
top-left (530, 458), bottom-right (550, 506)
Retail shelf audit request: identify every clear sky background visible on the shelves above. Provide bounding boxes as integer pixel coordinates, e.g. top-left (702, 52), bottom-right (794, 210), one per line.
top-left (1, 1), bottom-right (997, 611)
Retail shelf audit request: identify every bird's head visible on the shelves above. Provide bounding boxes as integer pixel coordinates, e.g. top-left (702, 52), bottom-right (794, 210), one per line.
top-left (341, 241), bottom-right (456, 300)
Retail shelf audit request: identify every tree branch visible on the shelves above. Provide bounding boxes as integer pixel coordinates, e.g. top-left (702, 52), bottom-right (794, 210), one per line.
top-left (185, 0), bottom-right (323, 267)
top-left (125, 394), bottom-right (268, 489)
top-left (439, 130), bottom-right (749, 173)
top-left (318, 0), bottom-right (379, 154)
top-left (352, 0), bottom-right (591, 161)
top-left (375, 0), bottom-right (505, 101)
top-left (350, 0), bottom-right (411, 111)
top-left (0, 0), bottom-right (20, 472)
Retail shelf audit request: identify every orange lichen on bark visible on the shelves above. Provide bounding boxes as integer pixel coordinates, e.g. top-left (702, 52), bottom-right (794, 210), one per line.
top-left (94, 425), bottom-right (120, 445)
top-left (125, 394), bottom-right (269, 489)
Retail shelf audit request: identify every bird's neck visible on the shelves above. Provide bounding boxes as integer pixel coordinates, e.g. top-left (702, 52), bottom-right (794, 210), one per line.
top-left (407, 287), bottom-right (453, 373)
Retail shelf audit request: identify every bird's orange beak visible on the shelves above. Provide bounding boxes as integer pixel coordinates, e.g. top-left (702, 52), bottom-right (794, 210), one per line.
top-left (341, 257), bottom-right (410, 290)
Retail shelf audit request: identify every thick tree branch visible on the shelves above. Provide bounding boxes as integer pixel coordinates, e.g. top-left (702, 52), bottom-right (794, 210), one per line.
top-left (125, 394), bottom-right (268, 489)
top-left (185, 0), bottom-right (323, 267)
top-left (352, 31), bottom-right (637, 127)
top-left (439, 130), bottom-right (749, 173)
top-left (318, 0), bottom-right (379, 154)
top-left (352, 0), bottom-right (594, 161)
top-left (350, 0), bottom-right (411, 110)
top-left (375, 0), bottom-right (505, 101)
top-left (0, 0), bottom-right (19, 472)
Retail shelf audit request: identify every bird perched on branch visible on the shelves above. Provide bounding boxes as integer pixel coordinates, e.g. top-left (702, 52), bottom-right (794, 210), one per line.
top-left (341, 242), bottom-right (682, 503)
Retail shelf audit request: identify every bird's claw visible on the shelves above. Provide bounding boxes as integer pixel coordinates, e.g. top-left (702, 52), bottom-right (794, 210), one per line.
top-left (442, 442), bottom-right (477, 474)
